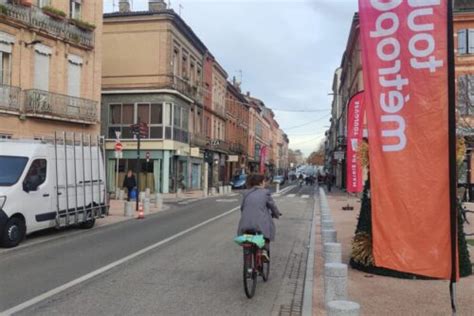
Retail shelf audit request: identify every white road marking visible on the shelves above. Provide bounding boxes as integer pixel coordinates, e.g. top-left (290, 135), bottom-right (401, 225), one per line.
top-left (216, 199), bottom-right (238, 202)
top-left (1, 207), bottom-right (240, 315)
top-left (178, 199), bottom-right (198, 205)
top-left (287, 194), bottom-right (296, 198)
top-left (301, 195), bottom-right (310, 199)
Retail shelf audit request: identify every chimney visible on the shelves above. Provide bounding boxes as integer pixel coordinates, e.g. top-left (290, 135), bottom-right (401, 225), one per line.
top-left (246, 91), bottom-right (250, 97)
top-left (119, 0), bottom-right (130, 12)
top-left (232, 76), bottom-right (236, 85)
top-left (149, 0), bottom-right (167, 11)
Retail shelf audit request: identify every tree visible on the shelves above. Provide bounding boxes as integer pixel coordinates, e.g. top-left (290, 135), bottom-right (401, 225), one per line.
top-left (306, 144), bottom-right (325, 165)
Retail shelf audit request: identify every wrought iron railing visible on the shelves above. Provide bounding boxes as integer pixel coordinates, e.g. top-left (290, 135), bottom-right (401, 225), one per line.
top-left (190, 133), bottom-right (208, 147)
top-left (0, 84), bottom-right (21, 112)
top-left (229, 142), bottom-right (244, 155)
top-left (24, 89), bottom-right (97, 124)
top-left (0, 1), bottom-right (94, 48)
top-left (171, 76), bottom-right (203, 104)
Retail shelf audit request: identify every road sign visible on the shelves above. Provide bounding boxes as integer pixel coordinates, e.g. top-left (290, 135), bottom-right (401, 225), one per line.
top-left (114, 151), bottom-right (123, 159)
top-left (115, 130), bottom-right (121, 140)
top-left (115, 142), bottom-right (123, 152)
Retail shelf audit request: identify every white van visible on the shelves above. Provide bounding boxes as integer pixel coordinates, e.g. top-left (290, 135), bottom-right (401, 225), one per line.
top-left (0, 134), bottom-right (108, 248)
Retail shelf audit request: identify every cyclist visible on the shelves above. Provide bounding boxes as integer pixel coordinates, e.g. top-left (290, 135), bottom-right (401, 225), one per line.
top-left (237, 174), bottom-right (281, 261)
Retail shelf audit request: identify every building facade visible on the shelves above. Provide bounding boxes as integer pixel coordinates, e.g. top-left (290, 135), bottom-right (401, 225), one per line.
top-left (225, 80), bottom-right (249, 181)
top-left (101, 0), bottom-right (206, 194)
top-left (0, 0), bottom-right (102, 138)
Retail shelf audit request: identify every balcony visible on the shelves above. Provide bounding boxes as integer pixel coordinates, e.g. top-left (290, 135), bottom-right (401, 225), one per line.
top-left (229, 142), bottom-right (245, 155)
top-left (0, 1), bottom-right (94, 48)
top-left (171, 76), bottom-right (203, 104)
top-left (0, 84), bottom-right (21, 113)
top-left (24, 89), bottom-right (97, 124)
top-left (190, 133), bottom-right (208, 148)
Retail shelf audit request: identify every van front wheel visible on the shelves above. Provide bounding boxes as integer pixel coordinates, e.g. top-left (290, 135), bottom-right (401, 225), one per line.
top-left (1, 217), bottom-right (25, 248)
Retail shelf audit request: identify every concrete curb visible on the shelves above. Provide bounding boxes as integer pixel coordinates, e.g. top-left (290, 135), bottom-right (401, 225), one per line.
top-left (302, 189), bottom-right (317, 316)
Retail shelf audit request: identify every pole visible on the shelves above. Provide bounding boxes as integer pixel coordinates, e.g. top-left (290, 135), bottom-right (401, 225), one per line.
top-left (447, 1), bottom-right (458, 314)
top-left (136, 130), bottom-right (141, 212)
top-left (116, 156), bottom-right (119, 197)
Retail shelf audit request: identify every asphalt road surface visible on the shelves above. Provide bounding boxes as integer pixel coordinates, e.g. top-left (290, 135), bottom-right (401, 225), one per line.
top-left (1, 183), bottom-right (316, 315)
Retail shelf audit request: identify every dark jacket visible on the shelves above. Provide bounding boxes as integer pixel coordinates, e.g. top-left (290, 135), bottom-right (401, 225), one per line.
top-left (237, 188), bottom-right (281, 241)
top-left (123, 175), bottom-right (136, 190)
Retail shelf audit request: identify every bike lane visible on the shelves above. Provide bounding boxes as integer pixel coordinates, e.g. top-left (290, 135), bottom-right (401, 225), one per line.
top-left (15, 187), bottom-right (314, 316)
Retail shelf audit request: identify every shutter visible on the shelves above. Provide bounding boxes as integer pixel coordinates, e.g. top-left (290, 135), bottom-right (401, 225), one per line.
top-left (34, 52), bottom-right (49, 91)
top-left (468, 29), bottom-right (474, 54)
top-left (458, 30), bottom-right (467, 55)
top-left (68, 62), bottom-right (81, 98)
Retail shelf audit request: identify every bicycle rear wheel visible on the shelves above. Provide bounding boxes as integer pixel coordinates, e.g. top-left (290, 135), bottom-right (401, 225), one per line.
top-left (243, 245), bottom-right (257, 298)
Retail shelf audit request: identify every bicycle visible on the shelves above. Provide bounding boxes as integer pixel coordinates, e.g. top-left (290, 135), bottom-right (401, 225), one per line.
top-left (242, 233), bottom-right (270, 299)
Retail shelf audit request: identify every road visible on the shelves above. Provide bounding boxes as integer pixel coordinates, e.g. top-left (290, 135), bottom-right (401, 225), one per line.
top-left (0, 183), bottom-right (316, 315)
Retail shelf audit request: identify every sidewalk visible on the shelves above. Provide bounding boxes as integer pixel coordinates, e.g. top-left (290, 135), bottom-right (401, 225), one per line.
top-left (313, 190), bottom-right (474, 315)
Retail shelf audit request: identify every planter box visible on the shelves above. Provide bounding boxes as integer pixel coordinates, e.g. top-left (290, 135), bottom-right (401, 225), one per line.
top-left (42, 10), bottom-right (65, 21)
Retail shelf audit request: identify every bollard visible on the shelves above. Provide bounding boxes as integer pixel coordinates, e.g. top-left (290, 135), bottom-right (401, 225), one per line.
top-left (144, 198), bottom-right (150, 215)
top-left (324, 263), bottom-right (348, 304)
top-left (124, 201), bottom-right (134, 217)
top-left (322, 229), bottom-right (337, 244)
top-left (139, 191), bottom-right (146, 203)
top-left (219, 186), bottom-right (224, 195)
top-left (177, 188), bottom-right (182, 198)
top-left (276, 183), bottom-right (280, 193)
top-left (154, 193), bottom-right (163, 210)
top-left (321, 214), bottom-right (332, 222)
top-left (228, 186), bottom-right (232, 194)
top-left (115, 189), bottom-right (120, 200)
top-left (211, 187), bottom-right (217, 196)
top-left (145, 188), bottom-right (151, 199)
top-left (322, 220), bottom-right (334, 230)
top-left (119, 189), bottom-right (125, 201)
top-left (324, 242), bottom-right (342, 264)
top-left (327, 300), bottom-right (360, 316)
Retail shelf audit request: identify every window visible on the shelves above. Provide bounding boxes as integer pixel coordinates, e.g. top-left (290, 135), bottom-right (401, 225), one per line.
top-left (37, 0), bottom-right (50, 7)
top-left (23, 159), bottom-right (47, 192)
top-left (70, 0), bottom-right (82, 19)
top-left (172, 48), bottom-right (179, 78)
top-left (67, 55), bottom-right (82, 98)
top-left (182, 51), bottom-right (188, 79)
top-left (458, 29), bottom-right (474, 55)
top-left (34, 45), bottom-right (52, 91)
top-left (0, 52), bottom-right (11, 85)
top-left (108, 103), bottom-right (166, 140)
top-left (0, 134), bottom-right (11, 139)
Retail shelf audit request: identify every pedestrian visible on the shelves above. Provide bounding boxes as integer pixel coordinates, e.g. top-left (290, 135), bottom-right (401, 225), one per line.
top-left (123, 170), bottom-right (137, 201)
top-left (326, 174), bottom-right (333, 192)
top-left (237, 174), bottom-right (282, 261)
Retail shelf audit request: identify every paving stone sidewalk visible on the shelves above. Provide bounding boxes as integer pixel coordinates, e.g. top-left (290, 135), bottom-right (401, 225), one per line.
top-left (313, 189), bottom-right (474, 316)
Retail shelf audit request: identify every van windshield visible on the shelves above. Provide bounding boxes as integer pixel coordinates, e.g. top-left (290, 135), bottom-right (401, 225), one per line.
top-left (0, 156), bottom-right (29, 186)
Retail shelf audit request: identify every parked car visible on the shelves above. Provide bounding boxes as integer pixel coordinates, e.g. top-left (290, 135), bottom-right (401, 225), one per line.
top-left (0, 136), bottom-right (108, 248)
top-left (273, 175), bottom-right (285, 185)
top-left (230, 174), bottom-right (247, 189)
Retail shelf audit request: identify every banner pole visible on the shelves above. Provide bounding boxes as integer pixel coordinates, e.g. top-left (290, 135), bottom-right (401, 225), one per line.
top-left (447, 0), bottom-right (458, 314)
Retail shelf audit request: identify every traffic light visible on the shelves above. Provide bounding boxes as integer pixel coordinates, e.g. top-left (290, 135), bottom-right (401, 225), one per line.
top-left (130, 122), bottom-right (148, 138)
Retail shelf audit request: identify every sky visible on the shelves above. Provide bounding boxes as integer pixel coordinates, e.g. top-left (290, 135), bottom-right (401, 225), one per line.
top-left (103, 0), bottom-right (358, 157)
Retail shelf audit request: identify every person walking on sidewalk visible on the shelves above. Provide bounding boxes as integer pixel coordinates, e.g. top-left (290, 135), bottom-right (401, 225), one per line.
top-left (237, 174), bottom-right (282, 261)
top-left (123, 170), bottom-right (137, 201)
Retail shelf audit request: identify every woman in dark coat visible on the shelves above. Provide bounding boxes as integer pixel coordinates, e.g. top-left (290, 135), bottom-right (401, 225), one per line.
top-left (237, 174), bottom-right (281, 260)
top-left (123, 170), bottom-right (137, 201)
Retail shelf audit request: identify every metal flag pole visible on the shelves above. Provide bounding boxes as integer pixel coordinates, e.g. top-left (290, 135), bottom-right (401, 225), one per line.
top-left (447, 0), bottom-right (458, 314)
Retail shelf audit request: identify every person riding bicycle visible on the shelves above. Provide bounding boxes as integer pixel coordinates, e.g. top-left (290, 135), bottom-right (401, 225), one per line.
top-left (237, 174), bottom-right (281, 262)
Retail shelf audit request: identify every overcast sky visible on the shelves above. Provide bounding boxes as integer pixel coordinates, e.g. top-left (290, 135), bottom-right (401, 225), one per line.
top-left (104, 0), bottom-right (358, 157)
